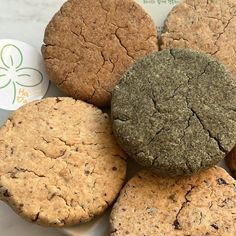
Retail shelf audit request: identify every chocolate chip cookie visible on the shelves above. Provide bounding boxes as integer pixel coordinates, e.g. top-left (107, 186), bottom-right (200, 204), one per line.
top-left (110, 167), bottom-right (236, 235)
top-left (0, 97), bottom-right (127, 226)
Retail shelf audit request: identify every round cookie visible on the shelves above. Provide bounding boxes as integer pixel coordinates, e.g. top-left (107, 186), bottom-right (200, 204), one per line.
top-left (42, 0), bottom-right (158, 107)
top-left (160, 0), bottom-right (236, 79)
top-left (227, 146), bottom-right (236, 178)
top-left (111, 49), bottom-right (236, 176)
top-left (110, 167), bottom-right (236, 236)
top-left (0, 97), bottom-right (127, 227)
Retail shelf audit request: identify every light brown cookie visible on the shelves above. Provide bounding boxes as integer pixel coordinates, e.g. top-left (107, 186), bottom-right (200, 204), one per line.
top-left (160, 0), bottom-right (236, 79)
top-left (110, 167), bottom-right (236, 236)
top-left (42, 0), bottom-right (158, 107)
top-left (0, 97), bottom-right (127, 227)
top-left (227, 146), bottom-right (236, 178)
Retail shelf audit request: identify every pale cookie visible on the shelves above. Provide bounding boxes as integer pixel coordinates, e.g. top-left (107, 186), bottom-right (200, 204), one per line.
top-left (112, 49), bottom-right (236, 176)
top-left (161, 0), bottom-right (236, 79)
top-left (42, 0), bottom-right (158, 107)
top-left (110, 167), bottom-right (236, 236)
top-left (227, 146), bottom-right (236, 178)
top-left (0, 97), bottom-right (127, 227)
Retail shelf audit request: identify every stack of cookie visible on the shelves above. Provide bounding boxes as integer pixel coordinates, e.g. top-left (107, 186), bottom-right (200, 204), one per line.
top-left (0, 0), bottom-right (236, 235)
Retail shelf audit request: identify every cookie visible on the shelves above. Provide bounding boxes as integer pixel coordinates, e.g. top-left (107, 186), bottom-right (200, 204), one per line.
top-left (42, 0), bottom-right (158, 107)
top-left (160, 0), bottom-right (236, 79)
top-left (0, 97), bottom-right (127, 227)
top-left (110, 167), bottom-right (236, 236)
top-left (227, 146), bottom-right (236, 178)
top-left (111, 49), bottom-right (236, 176)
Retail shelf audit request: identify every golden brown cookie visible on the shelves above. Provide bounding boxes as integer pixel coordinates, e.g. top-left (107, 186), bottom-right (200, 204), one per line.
top-left (42, 0), bottom-right (158, 107)
top-left (227, 146), bottom-right (236, 178)
top-left (160, 0), bottom-right (236, 79)
top-left (0, 97), bottom-right (127, 227)
top-left (110, 167), bottom-right (236, 236)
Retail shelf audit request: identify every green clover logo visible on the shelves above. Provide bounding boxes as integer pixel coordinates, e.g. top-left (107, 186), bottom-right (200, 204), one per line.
top-left (0, 44), bottom-right (43, 104)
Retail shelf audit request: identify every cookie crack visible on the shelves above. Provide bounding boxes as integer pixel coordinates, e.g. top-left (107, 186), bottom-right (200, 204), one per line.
top-left (98, 0), bottom-right (109, 21)
top-left (146, 128), bottom-right (164, 149)
top-left (180, 111), bottom-right (194, 143)
top-left (185, 89), bottom-right (226, 155)
top-left (44, 44), bottom-right (81, 59)
top-left (190, 108), bottom-right (227, 154)
top-left (183, 62), bottom-right (227, 154)
top-left (97, 78), bottom-right (113, 98)
top-left (32, 211), bottom-right (40, 222)
top-left (169, 49), bottom-right (176, 60)
top-left (57, 137), bottom-right (73, 148)
top-left (58, 194), bottom-right (71, 207)
top-left (96, 51), bottom-right (107, 75)
top-left (147, 76), bottom-right (161, 114)
top-left (71, 29), bottom-right (102, 49)
top-left (113, 117), bottom-right (130, 124)
top-left (14, 167), bottom-right (46, 178)
top-left (212, 15), bottom-right (235, 55)
top-left (216, 15), bottom-right (235, 42)
top-left (57, 63), bottom-right (78, 87)
top-left (33, 147), bottom-right (66, 159)
top-left (109, 57), bottom-right (116, 72)
top-left (113, 28), bottom-right (135, 61)
top-left (173, 185), bottom-right (195, 230)
top-left (87, 85), bottom-right (97, 102)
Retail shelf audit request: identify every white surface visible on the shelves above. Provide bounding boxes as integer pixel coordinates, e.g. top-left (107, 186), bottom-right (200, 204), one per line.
top-left (0, 0), bottom-right (65, 49)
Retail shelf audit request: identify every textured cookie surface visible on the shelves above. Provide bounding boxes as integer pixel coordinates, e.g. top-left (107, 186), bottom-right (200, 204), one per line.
top-left (110, 167), bottom-right (236, 236)
top-left (112, 49), bottom-right (236, 176)
top-left (42, 0), bottom-right (158, 107)
top-left (227, 146), bottom-right (236, 178)
top-left (161, 0), bottom-right (236, 78)
top-left (0, 97), bottom-right (126, 227)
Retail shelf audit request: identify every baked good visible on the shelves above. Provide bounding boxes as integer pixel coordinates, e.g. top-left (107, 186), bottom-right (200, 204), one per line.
top-left (110, 167), bottom-right (236, 236)
top-left (0, 97), bottom-right (127, 226)
top-left (42, 0), bottom-right (158, 107)
top-left (111, 49), bottom-right (236, 176)
top-left (160, 0), bottom-right (236, 79)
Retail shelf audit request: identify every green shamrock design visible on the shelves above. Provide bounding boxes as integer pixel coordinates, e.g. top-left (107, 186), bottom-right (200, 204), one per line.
top-left (0, 44), bottom-right (43, 104)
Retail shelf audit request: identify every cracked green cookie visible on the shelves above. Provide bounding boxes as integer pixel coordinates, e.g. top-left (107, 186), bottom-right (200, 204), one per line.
top-left (42, 0), bottom-right (158, 107)
top-left (0, 97), bottom-right (127, 227)
top-left (111, 48), bottom-right (236, 176)
top-left (110, 167), bottom-right (236, 236)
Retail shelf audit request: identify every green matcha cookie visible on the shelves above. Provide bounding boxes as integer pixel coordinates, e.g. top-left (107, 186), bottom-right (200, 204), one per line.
top-left (111, 49), bottom-right (236, 176)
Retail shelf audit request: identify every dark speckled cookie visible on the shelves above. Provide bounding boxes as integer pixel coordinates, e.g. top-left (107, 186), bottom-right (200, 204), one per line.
top-left (111, 48), bottom-right (236, 176)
